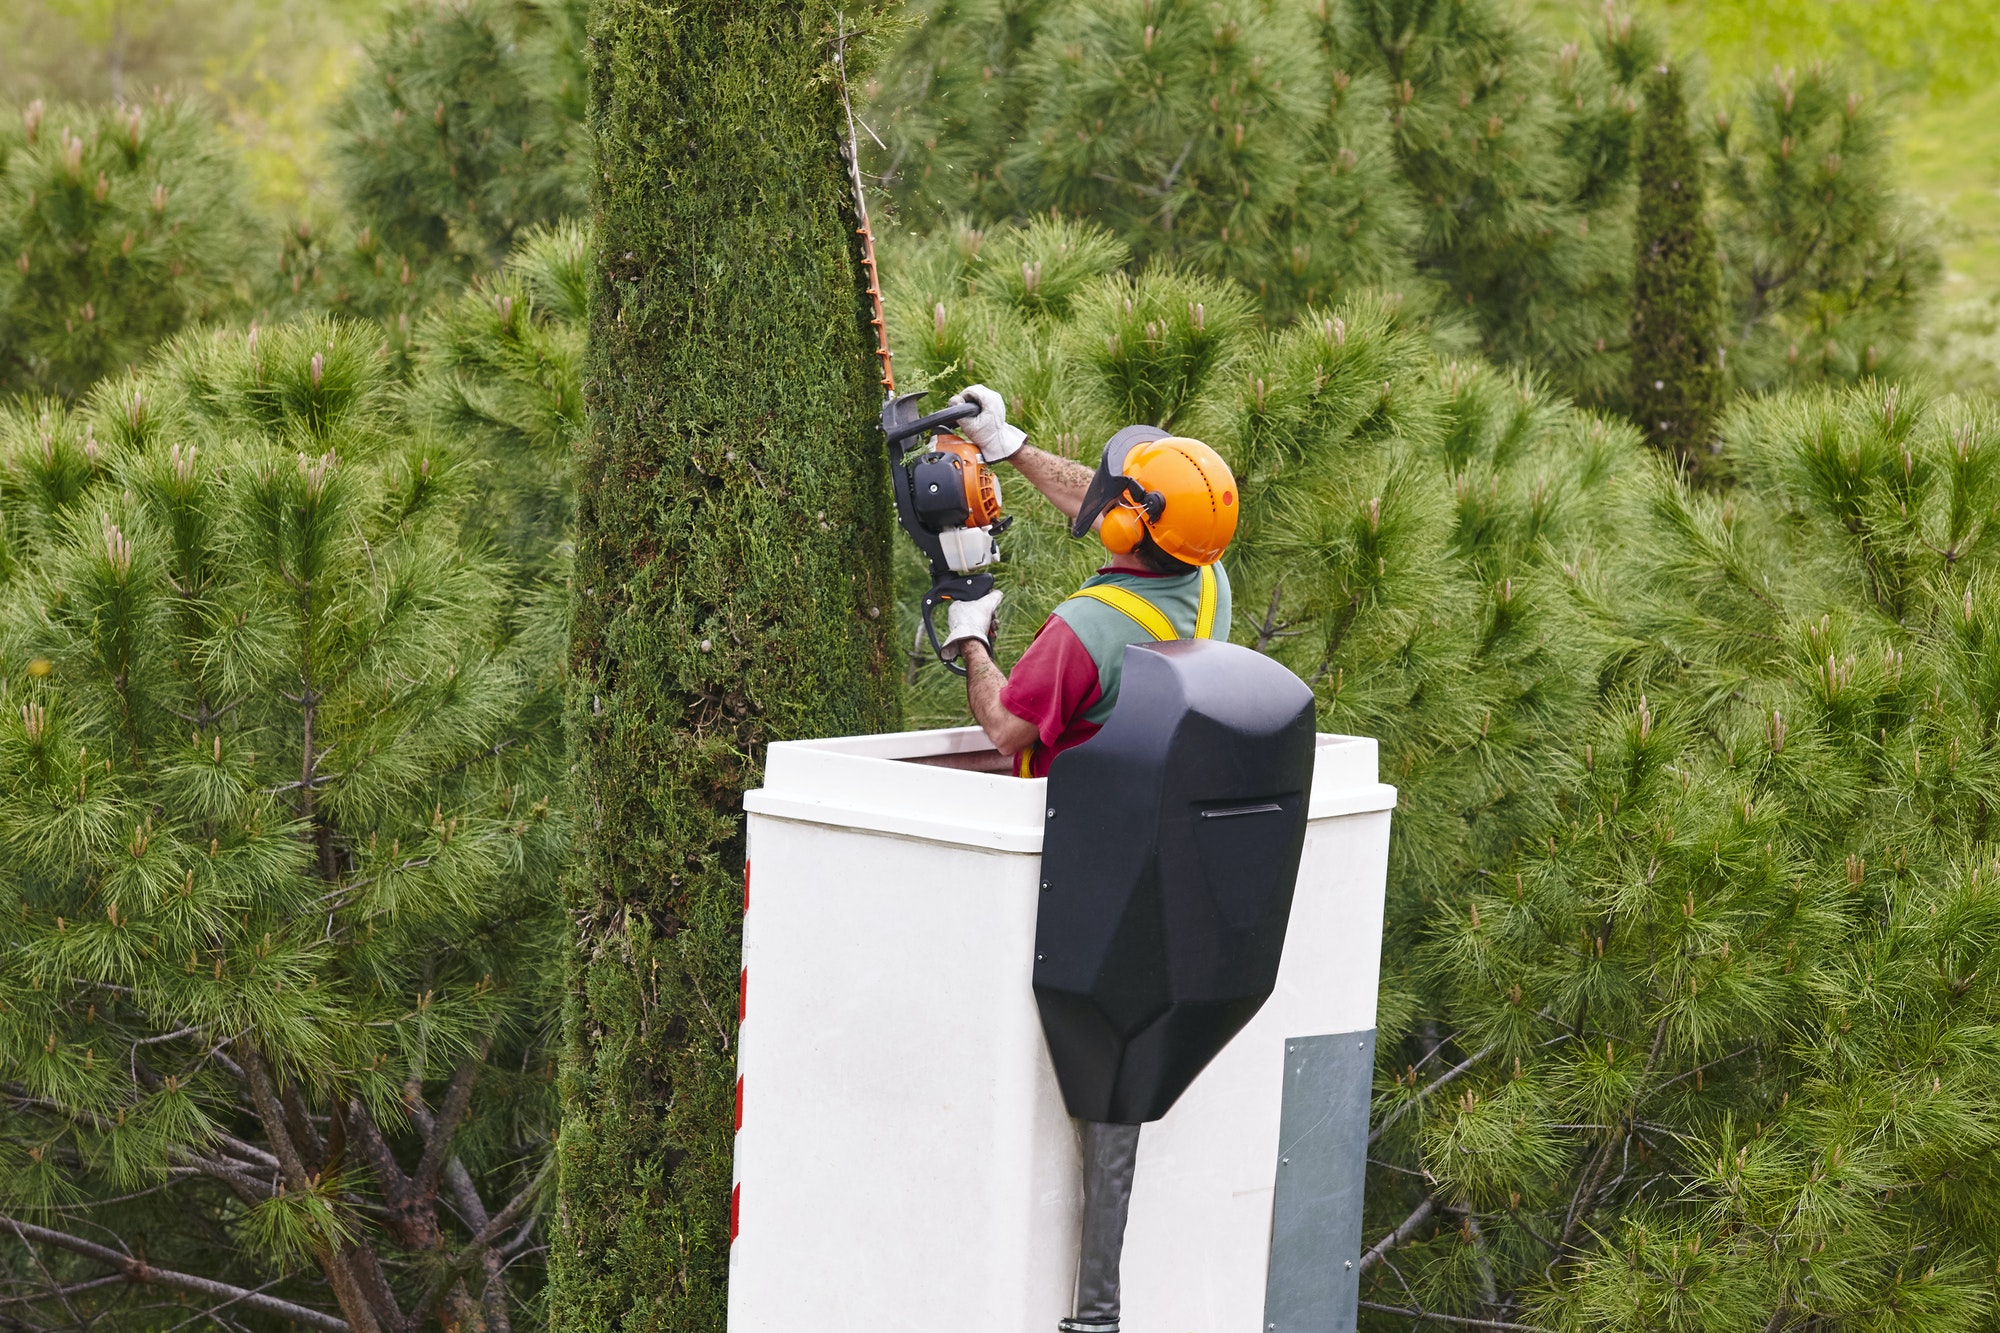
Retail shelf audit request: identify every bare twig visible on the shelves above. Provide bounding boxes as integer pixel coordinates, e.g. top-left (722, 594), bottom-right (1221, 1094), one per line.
top-left (1652, 1043), bottom-right (1756, 1093)
top-left (444, 1159), bottom-right (513, 1333)
top-left (167, 1151), bottom-right (273, 1205)
top-left (0, 1275), bottom-right (125, 1309)
top-left (1358, 1196), bottom-right (1436, 1275)
top-left (0, 1217), bottom-right (348, 1333)
top-left (410, 1159), bottom-right (551, 1328)
top-left (415, 1046), bottom-right (489, 1196)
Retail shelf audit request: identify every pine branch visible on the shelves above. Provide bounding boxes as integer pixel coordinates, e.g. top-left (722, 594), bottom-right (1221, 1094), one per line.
top-left (410, 1157), bottom-right (550, 1329)
top-left (168, 1150), bottom-right (275, 1205)
top-left (443, 1158), bottom-right (513, 1333)
top-left (239, 1048), bottom-right (395, 1333)
top-left (1357, 1301), bottom-right (1545, 1331)
top-left (1358, 1196), bottom-right (1435, 1275)
top-left (415, 1044), bottom-right (490, 1197)
top-left (1370, 1045), bottom-right (1497, 1145)
top-left (0, 1218), bottom-right (349, 1333)
top-left (282, 1081), bottom-right (327, 1173)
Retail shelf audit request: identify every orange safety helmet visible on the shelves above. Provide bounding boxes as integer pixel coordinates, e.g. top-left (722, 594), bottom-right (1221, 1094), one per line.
top-left (1072, 426), bottom-right (1239, 566)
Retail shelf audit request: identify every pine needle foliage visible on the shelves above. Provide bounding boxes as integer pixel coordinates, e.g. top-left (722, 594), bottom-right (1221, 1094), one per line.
top-left (1356, 385), bottom-right (2000, 1331)
top-left (550, 4), bottom-right (903, 1330)
top-left (1319, 0), bottom-right (1651, 404)
top-left (997, 0), bottom-right (1421, 314)
top-left (406, 220), bottom-right (588, 574)
top-left (0, 95), bottom-right (262, 399)
top-left (330, 0), bottom-right (589, 282)
top-left (1629, 63), bottom-right (1724, 470)
top-left (0, 316), bottom-right (566, 1333)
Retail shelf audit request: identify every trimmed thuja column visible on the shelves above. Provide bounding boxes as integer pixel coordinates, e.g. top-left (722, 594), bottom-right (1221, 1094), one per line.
top-left (1628, 60), bottom-right (1724, 470)
top-left (552, 4), bottom-right (900, 1330)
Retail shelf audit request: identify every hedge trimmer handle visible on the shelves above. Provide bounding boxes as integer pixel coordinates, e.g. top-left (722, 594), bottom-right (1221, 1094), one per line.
top-left (921, 572), bottom-right (995, 679)
top-left (884, 400), bottom-right (982, 447)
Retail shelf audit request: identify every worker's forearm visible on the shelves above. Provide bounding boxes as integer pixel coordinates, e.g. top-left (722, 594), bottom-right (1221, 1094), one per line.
top-left (962, 642), bottom-right (1038, 756)
top-left (1005, 443), bottom-right (1095, 523)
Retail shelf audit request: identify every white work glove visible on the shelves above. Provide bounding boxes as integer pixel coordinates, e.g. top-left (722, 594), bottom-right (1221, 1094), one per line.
top-left (948, 384), bottom-right (1026, 464)
top-left (938, 588), bottom-right (1003, 662)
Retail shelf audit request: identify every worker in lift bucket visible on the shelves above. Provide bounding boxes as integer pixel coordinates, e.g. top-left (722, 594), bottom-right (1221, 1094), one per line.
top-left (938, 383), bottom-right (1239, 1333)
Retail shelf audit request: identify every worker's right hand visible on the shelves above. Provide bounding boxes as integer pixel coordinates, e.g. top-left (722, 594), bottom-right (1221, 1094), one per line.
top-left (939, 588), bottom-right (1003, 662)
top-left (949, 385), bottom-right (1027, 464)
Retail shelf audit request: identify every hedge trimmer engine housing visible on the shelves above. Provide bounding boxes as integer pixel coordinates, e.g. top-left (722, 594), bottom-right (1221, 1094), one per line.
top-left (883, 390), bottom-right (1012, 674)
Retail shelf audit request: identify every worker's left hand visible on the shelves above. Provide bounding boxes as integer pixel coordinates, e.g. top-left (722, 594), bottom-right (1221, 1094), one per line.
top-left (939, 589), bottom-right (1003, 662)
top-left (949, 385), bottom-right (1026, 464)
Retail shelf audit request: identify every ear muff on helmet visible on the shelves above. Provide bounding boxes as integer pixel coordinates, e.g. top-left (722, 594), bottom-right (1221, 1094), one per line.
top-left (1099, 503), bottom-right (1147, 554)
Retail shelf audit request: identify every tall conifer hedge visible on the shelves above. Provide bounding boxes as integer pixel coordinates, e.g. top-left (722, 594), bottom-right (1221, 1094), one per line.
top-left (1629, 62), bottom-right (1723, 468)
top-left (550, 5), bottom-right (901, 1331)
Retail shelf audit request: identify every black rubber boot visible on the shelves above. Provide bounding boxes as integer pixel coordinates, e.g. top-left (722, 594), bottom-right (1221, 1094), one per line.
top-left (1062, 1121), bottom-right (1140, 1333)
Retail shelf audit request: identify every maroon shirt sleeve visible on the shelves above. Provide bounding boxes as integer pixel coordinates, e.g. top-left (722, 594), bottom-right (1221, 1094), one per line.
top-left (998, 613), bottom-right (1103, 753)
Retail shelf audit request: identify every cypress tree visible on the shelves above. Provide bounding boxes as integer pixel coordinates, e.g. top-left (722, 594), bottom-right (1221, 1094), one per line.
top-left (1628, 62), bottom-right (1723, 469)
top-left (550, 5), bottom-right (901, 1331)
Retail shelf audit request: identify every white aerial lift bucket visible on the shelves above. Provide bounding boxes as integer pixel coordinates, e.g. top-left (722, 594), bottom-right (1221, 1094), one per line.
top-left (728, 725), bottom-right (1395, 1333)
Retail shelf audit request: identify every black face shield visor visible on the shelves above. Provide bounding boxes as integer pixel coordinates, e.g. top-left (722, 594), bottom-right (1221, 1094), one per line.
top-left (1069, 425), bottom-right (1170, 539)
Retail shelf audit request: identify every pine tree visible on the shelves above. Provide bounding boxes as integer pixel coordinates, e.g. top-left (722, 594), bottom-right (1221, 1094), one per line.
top-left (1320, 0), bottom-right (1652, 404)
top-left (1366, 384), bottom-right (2000, 1333)
top-left (263, 215), bottom-right (450, 372)
top-left (868, 1), bottom-right (1945, 401)
top-left (1629, 62), bottom-right (1724, 469)
top-left (407, 219), bottom-right (588, 574)
top-left (330, 0), bottom-right (589, 283)
top-left (0, 94), bottom-right (264, 399)
top-left (549, 4), bottom-right (902, 1330)
top-left (0, 316), bottom-right (565, 1333)
top-left (1712, 62), bottom-right (1940, 391)
top-left (997, 0), bottom-right (1421, 314)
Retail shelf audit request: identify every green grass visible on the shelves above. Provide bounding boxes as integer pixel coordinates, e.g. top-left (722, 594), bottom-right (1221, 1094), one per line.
top-left (1899, 82), bottom-right (2000, 299)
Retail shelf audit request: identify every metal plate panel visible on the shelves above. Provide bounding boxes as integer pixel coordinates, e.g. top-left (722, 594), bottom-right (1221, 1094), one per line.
top-left (1263, 1029), bottom-right (1375, 1332)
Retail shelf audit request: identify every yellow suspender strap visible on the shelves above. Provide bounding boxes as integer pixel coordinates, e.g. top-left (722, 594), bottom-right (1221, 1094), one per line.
top-left (1067, 565), bottom-right (1219, 642)
top-left (1068, 584), bottom-right (1179, 641)
top-left (1194, 564), bottom-right (1218, 640)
